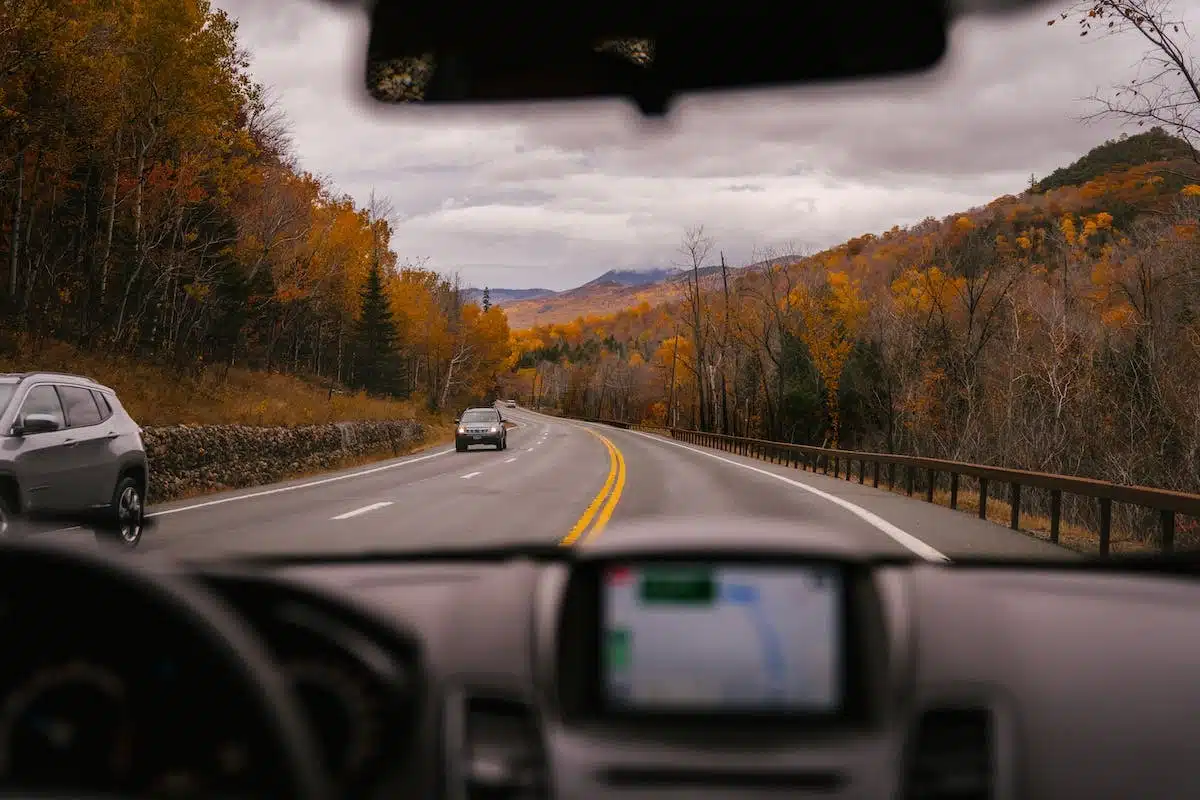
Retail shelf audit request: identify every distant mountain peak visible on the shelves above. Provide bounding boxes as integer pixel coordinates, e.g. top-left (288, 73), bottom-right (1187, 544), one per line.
top-left (582, 267), bottom-right (682, 289)
top-left (462, 286), bottom-right (556, 304)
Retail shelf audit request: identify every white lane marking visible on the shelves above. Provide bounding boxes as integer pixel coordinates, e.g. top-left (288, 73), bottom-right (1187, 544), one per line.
top-left (147, 447), bottom-right (454, 518)
top-left (622, 429), bottom-right (948, 562)
top-left (331, 501), bottom-right (393, 520)
top-left (461, 471), bottom-right (482, 479)
top-left (504, 457), bottom-right (518, 463)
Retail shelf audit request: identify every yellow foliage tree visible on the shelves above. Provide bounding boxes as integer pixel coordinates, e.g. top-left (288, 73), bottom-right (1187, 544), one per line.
top-left (789, 271), bottom-right (870, 447)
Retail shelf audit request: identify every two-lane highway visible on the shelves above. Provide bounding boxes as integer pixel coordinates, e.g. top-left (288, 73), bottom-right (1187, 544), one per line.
top-left (19, 407), bottom-right (1069, 560)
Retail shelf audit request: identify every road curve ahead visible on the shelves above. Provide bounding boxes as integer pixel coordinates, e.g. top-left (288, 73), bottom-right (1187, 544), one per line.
top-left (22, 407), bottom-right (1069, 561)
top-left (562, 415), bottom-right (1069, 560)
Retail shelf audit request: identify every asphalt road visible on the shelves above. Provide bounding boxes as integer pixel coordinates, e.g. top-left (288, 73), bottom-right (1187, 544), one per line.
top-left (14, 407), bottom-right (1069, 561)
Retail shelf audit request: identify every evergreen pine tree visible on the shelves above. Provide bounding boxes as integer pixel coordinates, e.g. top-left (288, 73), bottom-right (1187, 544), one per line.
top-left (353, 258), bottom-right (402, 395)
top-left (482, 286), bottom-right (491, 312)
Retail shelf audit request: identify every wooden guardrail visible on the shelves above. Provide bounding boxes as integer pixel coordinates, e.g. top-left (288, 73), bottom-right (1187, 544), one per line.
top-left (559, 413), bottom-right (1199, 555)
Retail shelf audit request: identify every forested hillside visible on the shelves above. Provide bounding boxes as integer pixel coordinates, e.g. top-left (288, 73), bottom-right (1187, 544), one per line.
top-left (0, 0), bottom-right (510, 414)
top-left (506, 129), bottom-right (1200, 500)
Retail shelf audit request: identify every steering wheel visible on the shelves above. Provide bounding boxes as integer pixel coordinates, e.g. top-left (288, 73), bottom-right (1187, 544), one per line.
top-left (0, 538), bottom-right (331, 799)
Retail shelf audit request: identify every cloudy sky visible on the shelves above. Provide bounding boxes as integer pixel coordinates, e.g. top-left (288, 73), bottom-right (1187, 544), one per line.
top-left (214, 0), bottom-right (1195, 291)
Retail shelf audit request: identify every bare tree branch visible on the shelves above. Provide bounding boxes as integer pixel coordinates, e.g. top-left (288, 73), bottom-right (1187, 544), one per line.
top-left (1056, 0), bottom-right (1200, 160)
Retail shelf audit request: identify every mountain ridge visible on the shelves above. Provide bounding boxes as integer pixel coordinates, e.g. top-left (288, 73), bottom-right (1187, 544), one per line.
top-left (462, 266), bottom-right (677, 304)
top-left (490, 256), bottom-right (805, 328)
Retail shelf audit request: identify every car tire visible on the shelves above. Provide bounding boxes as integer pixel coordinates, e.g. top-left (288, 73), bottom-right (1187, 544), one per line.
top-left (456, 441), bottom-right (467, 452)
top-left (94, 474), bottom-right (145, 548)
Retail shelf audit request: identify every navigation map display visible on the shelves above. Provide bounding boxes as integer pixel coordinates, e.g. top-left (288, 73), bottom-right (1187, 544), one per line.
top-left (601, 563), bottom-right (843, 711)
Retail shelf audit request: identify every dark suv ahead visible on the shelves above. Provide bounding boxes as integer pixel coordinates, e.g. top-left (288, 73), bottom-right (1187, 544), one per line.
top-left (455, 407), bottom-right (507, 452)
top-left (0, 372), bottom-right (148, 546)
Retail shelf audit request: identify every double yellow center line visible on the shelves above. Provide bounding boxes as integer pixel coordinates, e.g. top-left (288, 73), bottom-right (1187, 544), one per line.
top-left (560, 429), bottom-right (626, 546)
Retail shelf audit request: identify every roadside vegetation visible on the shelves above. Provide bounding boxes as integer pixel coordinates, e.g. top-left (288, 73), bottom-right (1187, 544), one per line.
top-left (0, 0), bottom-right (511, 432)
top-left (0, 336), bottom-right (455, 430)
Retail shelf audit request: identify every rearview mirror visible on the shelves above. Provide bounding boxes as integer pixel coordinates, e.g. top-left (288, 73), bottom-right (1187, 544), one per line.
top-left (358, 0), bottom-right (1051, 115)
top-left (19, 414), bottom-right (61, 434)
top-left (454, 417), bottom-right (460, 423)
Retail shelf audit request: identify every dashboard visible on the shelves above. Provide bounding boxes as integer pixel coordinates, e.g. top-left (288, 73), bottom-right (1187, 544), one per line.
top-left (1, 517), bottom-right (1199, 800)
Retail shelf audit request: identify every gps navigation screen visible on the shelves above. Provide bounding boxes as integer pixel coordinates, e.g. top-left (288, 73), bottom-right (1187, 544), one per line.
top-left (601, 563), bottom-right (843, 711)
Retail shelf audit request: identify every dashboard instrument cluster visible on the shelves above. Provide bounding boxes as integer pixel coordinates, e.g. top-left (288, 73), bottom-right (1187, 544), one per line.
top-left (3, 527), bottom-right (1200, 800)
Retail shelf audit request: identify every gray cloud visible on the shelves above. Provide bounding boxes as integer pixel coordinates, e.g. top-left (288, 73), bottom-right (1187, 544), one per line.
top-left (215, 0), bottom-right (1194, 291)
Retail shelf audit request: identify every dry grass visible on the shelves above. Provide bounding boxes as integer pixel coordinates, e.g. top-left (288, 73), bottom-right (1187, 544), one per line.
top-left (0, 338), bottom-right (454, 430)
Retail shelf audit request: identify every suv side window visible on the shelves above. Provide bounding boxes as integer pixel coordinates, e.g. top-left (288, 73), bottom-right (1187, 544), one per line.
top-left (19, 385), bottom-right (65, 430)
top-left (59, 385), bottom-right (103, 428)
top-left (91, 390), bottom-right (114, 421)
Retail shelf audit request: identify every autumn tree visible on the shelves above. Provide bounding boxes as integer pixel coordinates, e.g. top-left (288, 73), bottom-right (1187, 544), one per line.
top-left (677, 225), bottom-right (714, 430)
top-left (353, 259), bottom-right (402, 395)
top-left (790, 271), bottom-right (869, 448)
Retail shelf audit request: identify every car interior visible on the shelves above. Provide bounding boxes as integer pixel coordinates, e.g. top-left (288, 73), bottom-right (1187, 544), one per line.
top-left (2, 1), bottom-right (1199, 799)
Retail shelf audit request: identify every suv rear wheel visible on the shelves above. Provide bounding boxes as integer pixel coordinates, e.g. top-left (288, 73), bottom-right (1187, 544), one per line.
top-left (94, 475), bottom-right (144, 548)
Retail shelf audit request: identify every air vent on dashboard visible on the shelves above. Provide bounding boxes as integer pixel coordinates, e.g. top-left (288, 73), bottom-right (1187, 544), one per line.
top-left (904, 708), bottom-right (993, 800)
top-left (448, 694), bottom-right (548, 800)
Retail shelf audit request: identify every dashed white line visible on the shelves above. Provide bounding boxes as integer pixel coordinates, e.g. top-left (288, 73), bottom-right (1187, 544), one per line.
top-left (461, 471), bottom-right (482, 479)
top-left (504, 457), bottom-right (518, 463)
top-left (147, 447), bottom-right (454, 518)
top-left (331, 501), bottom-right (393, 520)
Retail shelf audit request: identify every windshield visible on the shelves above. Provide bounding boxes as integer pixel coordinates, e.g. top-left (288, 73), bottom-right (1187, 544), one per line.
top-left (4, 0), bottom-right (1198, 560)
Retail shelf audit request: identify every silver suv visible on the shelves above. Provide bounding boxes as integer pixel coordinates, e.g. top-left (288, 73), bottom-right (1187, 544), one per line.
top-left (0, 372), bottom-right (148, 546)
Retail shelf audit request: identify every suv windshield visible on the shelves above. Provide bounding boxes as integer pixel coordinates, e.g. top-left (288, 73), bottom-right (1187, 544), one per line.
top-left (461, 410), bottom-right (497, 424)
